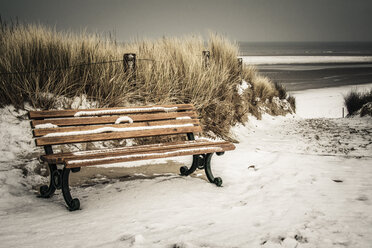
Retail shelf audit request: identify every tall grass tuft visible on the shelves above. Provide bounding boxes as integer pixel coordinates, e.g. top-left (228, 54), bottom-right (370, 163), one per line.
top-left (274, 82), bottom-right (287, 99)
top-left (0, 22), bottom-right (293, 140)
top-left (287, 95), bottom-right (296, 112)
top-left (344, 89), bottom-right (372, 116)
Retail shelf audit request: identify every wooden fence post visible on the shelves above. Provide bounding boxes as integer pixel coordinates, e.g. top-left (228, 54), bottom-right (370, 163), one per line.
top-left (123, 53), bottom-right (136, 82)
top-left (237, 58), bottom-right (243, 79)
top-left (202, 51), bottom-right (210, 69)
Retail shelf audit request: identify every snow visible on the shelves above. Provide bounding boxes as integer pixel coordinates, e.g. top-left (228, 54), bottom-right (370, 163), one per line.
top-left (176, 116), bottom-right (191, 120)
top-left (0, 106), bottom-right (37, 164)
top-left (195, 136), bottom-right (223, 142)
top-left (35, 93), bottom-right (99, 110)
top-left (34, 123), bottom-right (59, 129)
top-left (1, 86), bottom-right (372, 247)
top-left (237, 79), bottom-right (251, 95)
top-left (290, 83), bottom-right (372, 118)
top-left (74, 106), bottom-right (178, 117)
top-left (272, 97), bottom-right (293, 112)
top-left (44, 123), bottom-right (194, 137)
top-left (115, 116), bottom-right (134, 124)
top-left (68, 147), bottom-right (222, 165)
top-left (70, 94), bottom-right (99, 109)
top-left (71, 140), bottom-right (219, 157)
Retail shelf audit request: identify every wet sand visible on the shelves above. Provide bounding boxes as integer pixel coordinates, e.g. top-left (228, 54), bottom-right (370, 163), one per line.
top-left (256, 63), bottom-right (372, 91)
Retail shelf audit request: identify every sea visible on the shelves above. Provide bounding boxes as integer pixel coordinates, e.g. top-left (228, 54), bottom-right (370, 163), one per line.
top-left (238, 42), bottom-right (372, 91)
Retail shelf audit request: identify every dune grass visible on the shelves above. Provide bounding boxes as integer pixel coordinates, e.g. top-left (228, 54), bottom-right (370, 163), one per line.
top-left (344, 89), bottom-right (372, 116)
top-left (0, 22), bottom-right (293, 140)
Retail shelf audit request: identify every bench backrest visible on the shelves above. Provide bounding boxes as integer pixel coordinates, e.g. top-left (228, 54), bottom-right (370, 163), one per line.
top-left (29, 104), bottom-right (201, 146)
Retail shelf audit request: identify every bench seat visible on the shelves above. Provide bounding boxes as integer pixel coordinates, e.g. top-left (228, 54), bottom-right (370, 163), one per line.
top-left (41, 139), bottom-right (235, 168)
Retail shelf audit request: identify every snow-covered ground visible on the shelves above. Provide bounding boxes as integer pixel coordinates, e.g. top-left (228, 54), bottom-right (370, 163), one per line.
top-left (0, 85), bottom-right (371, 248)
top-left (291, 83), bottom-right (372, 118)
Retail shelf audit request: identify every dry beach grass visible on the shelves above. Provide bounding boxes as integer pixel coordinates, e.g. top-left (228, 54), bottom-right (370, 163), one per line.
top-left (0, 22), bottom-right (294, 140)
top-left (344, 89), bottom-right (372, 116)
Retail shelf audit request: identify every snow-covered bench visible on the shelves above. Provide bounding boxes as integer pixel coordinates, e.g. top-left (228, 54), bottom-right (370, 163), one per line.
top-left (29, 104), bottom-right (235, 211)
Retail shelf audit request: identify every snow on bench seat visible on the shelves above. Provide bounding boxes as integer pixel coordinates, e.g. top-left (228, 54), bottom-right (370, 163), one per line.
top-left (43, 123), bottom-right (195, 137)
top-left (40, 139), bottom-right (235, 166)
top-left (65, 146), bottom-right (226, 168)
top-left (29, 104), bottom-right (193, 119)
top-left (74, 106), bottom-right (178, 117)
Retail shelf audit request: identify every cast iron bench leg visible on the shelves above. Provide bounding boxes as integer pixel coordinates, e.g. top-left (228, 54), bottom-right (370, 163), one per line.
top-left (180, 155), bottom-right (201, 176)
top-left (39, 163), bottom-right (57, 198)
top-left (61, 167), bottom-right (80, 211)
top-left (40, 145), bottom-right (59, 198)
top-left (203, 153), bottom-right (223, 187)
top-left (180, 153), bottom-right (223, 187)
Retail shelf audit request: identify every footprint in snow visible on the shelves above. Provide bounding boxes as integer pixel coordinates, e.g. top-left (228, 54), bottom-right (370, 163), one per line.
top-left (356, 195), bottom-right (369, 202)
top-left (332, 179), bottom-right (343, 183)
top-left (171, 241), bottom-right (194, 248)
top-left (119, 234), bottom-right (144, 246)
top-left (248, 165), bottom-right (258, 171)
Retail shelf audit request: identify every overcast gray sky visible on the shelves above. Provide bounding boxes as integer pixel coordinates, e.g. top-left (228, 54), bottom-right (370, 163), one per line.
top-left (1, 0), bottom-right (372, 42)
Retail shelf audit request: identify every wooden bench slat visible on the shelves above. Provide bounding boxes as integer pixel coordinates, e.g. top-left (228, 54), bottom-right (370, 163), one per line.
top-left (31, 111), bottom-right (197, 128)
top-left (65, 143), bottom-right (235, 168)
top-left (33, 119), bottom-right (200, 137)
top-left (35, 125), bottom-right (202, 146)
top-left (41, 140), bottom-right (233, 164)
top-left (29, 104), bottom-right (194, 119)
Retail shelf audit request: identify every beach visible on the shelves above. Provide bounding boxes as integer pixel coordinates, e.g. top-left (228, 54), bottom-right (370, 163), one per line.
top-left (291, 83), bottom-right (372, 118)
top-left (1, 41), bottom-right (371, 247)
top-left (250, 61), bottom-right (372, 91)
top-left (239, 42), bottom-right (372, 91)
top-left (0, 83), bottom-right (371, 247)
top-left (1, 0), bottom-right (372, 246)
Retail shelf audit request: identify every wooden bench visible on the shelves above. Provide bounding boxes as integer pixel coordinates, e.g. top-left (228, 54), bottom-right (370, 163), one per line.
top-left (29, 104), bottom-right (235, 211)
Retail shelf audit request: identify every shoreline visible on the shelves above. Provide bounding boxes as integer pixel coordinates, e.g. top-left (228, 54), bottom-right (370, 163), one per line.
top-left (283, 80), bottom-right (372, 92)
top-left (256, 64), bottom-right (372, 91)
top-left (289, 82), bottom-right (372, 94)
